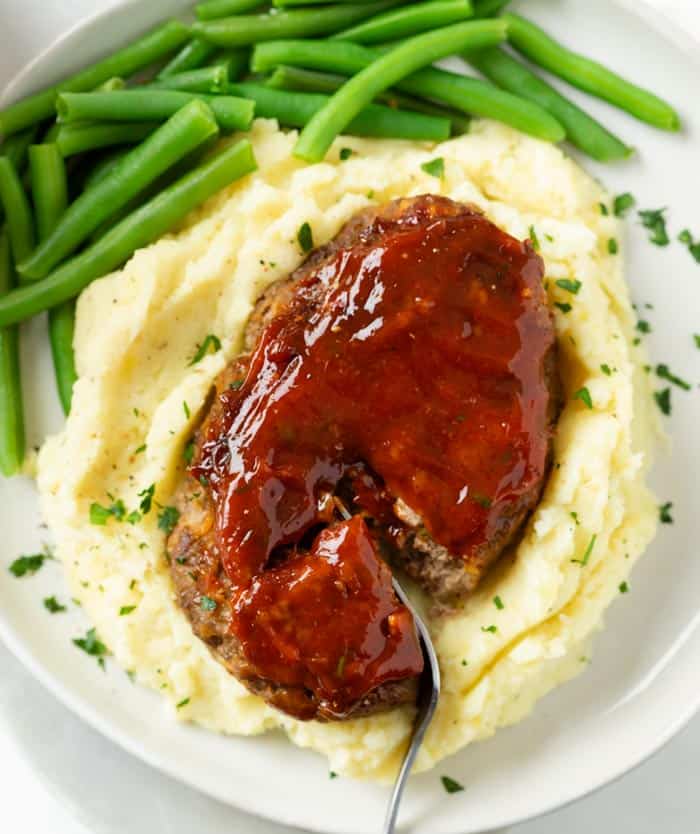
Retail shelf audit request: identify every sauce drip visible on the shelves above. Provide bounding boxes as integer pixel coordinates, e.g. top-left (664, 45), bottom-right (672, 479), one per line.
top-left (194, 197), bottom-right (553, 717)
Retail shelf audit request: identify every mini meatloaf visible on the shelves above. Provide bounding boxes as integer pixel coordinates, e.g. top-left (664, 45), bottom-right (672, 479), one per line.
top-left (167, 195), bottom-right (559, 722)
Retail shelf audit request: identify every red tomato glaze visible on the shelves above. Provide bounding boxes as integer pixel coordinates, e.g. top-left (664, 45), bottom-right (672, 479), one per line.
top-left (193, 197), bottom-right (553, 718)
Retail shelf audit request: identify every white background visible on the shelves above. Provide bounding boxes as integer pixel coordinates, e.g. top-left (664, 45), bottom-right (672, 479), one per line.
top-left (1, 2), bottom-right (698, 833)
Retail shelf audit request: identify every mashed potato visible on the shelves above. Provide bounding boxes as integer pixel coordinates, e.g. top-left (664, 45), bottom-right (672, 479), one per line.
top-left (38, 118), bottom-right (658, 780)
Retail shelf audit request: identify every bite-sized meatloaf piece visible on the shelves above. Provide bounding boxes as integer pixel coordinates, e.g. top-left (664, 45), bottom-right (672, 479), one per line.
top-left (167, 195), bottom-right (559, 722)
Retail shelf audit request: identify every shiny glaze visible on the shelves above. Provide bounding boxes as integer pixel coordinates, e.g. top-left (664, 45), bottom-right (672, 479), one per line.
top-left (194, 198), bottom-right (553, 717)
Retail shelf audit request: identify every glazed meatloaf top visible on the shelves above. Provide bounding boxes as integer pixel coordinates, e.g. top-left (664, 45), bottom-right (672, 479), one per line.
top-left (167, 195), bottom-right (559, 722)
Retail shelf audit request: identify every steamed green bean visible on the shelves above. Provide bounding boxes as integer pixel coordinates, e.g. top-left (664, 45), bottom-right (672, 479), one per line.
top-left (0, 157), bottom-right (35, 269)
top-left (158, 38), bottom-right (218, 77)
top-left (0, 228), bottom-right (24, 476)
top-left (0, 21), bottom-right (191, 136)
top-left (56, 121), bottom-right (159, 157)
top-left (504, 13), bottom-right (680, 130)
top-left (149, 65), bottom-right (229, 93)
top-left (195, 0), bottom-right (265, 21)
top-left (21, 100), bottom-right (220, 280)
top-left (0, 139), bottom-right (257, 328)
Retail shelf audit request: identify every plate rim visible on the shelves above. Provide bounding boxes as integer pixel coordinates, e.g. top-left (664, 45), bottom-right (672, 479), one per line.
top-left (1, 2), bottom-right (699, 833)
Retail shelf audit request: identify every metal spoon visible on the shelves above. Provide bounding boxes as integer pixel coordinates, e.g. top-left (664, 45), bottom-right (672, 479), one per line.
top-left (382, 579), bottom-right (441, 834)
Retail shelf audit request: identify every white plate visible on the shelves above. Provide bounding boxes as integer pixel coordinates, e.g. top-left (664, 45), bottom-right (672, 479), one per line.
top-left (1, 1), bottom-right (699, 832)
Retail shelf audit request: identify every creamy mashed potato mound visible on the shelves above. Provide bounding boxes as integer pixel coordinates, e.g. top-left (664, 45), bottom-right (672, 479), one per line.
top-left (38, 118), bottom-right (658, 780)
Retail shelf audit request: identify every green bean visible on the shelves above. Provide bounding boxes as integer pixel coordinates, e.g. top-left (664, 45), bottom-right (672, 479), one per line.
top-left (208, 49), bottom-right (251, 81)
top-left (29, 145), bottom-right (69, 241)
top-left (82, 149), bottom-right (131, 192)
top-left (473, 0), bottom-right (510, 16)
top-left (468, 47), bottom-right (632, 161)
top-left (0, 228), bottom-right (24, 476)
top-left (196, 0), bottom-right (265, 21)
top-left (28, 144), bottom-right (77, 413)
top-left (192, 1), bottom-right (403, 47)
top-left (252, 39), bottom-right (565, 142)
top-left (294, 20), bottom-right (507, 161)
top-left (0, 127), bottom-right (38, 171)
top-left (149, 66), bottom-right (229, 94)
top-left (21, 100), bottom-right (220, 281)
top-left (332, 0), bottom-right (474, 46)
top-left (0, 21), bottom-right (191, 136)
top-left (0, 158), bottom-right (35, 270)
top-left (95, 77), bottom-right (126, 93)
top-left (274, 0), bottom-right (384, 5)
top-left (504, 13), bottom-right (680, 131)
top-left (230, 82), bottom-right (451, 141)
top-left (158, 38), bottom-right (218, 78)
top-left (0, 139), bottom-right (257, 328)
top-left (56, 122), bottom-right (159, 157)
top-left (266, 65), bottom-right (471, 134)
top-left (57, 90), bottom-right (255, 133)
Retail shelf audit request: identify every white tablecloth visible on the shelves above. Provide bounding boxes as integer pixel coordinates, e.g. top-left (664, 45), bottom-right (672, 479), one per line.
top-left (1, 3), bottom-right (698, 833)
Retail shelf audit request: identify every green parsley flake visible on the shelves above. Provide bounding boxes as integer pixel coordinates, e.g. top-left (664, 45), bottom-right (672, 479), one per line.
top-left (43, 596), bottom-right (67, 613)
top-left (572, 534), bottom-right (597, 566)
top-left (329, 771), bottom-right (339, 780)
top-left (656, 364), bottom-right (691, 391)
top-left (608, 238), bottom-right (619, 255)
top-left (600, 363), bottom-right (613, 376)
top-left (573, 386), bottom-right (593, 409)
top-left (138, 484), bottom-right (156, 515)
top-left (90, 499), bottom-right (126, 525)
top-left (528, 225), bottom-right (540, 252)
top-left (176, 697), bottom-right (190, 709)
top-left (570, 511), bottom-right (580, 525)
top-left (659, 502), bottom-right (674, 524)
top-left (339, 148), bottom-right (354, 161)
top-left (599, 203), bottom-right (609, 216)
top-left (654, 388), bottom-right (672, 416)
top-left (189, 334), bottom-right (222, 366)
top-left (694, 335), bottom-right (700, 349)
top-left (555, 278), bottom-right (581, 295)
top-left (126, 511), bottom-right (141, 525)
top-left (183, 401), bottom-right (191, 419)
top-left (638, 208), bottom-right (669, 246)
top-left (230, 379), bottom-right (244, 390)
top-left (619, 581), bottom-right (630, 594)
top-left (554, 302), bottom-right (572, 314)
top-left (200, 595), bottom-right (217, 612)
top-left (613, 193), bottom-right (636, 218)
top-left (158, 506), bottom-right (181, 535)
top-left (134, 444), bottom-right (147, 455)
top-left (678, 229), bottom-right (700, 263)
top-left (297, 222), bottom-right (314, 254)
top-left (9, 552), bottom-right (47, 577)
top-left (493, 595), bottom-right (504, 610)
top-left (441, 775), bottom-right (465, 794)
top-left (183, 440), bottom-right (195, 465)
top-left (421, 157), bottom-right (444, 179)
top-left (119, 605), bottom-right (137, 616)
top-left (73, 628), bottom-right (109, 666)
top-left (481, 624), bottom-right (497, 634)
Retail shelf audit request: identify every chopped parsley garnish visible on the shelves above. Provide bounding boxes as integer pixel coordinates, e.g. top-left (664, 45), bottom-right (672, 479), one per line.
top-left (600, 363), bottom-right (613, 376)
top-left (73, 628), bottom-right (109, 667)
top-left (158, 506), bottom-right (180, 535)
top-left (607, 238), bottom-right (618, 255)
top-left (119, 605), bottom-right (137, 616)
top-left (461, 659), bottom-right (468, 666)
top-left (200, 595), bottom-right (217, 612)
top-left (678, 229), bottom-right (700, 263)
top-left (656, 363), bottom-right (691, 391)
top-left (573, 386), bottom-right (593, 409)
top-left (659, 502), bottom-right (674, 524)
top-left (528, 225), bottom-right (540, 252)
top-left (636, 320), bottom-right (652, 334)
top-left (189, 334), bottom-right (222, 366)
top-left (441, 775), bottom-right (465, 794)
top-left (297, 221), bottom-right (314, 254)
top-left (654, 388), bottom-right (671, 416)
top-left (329, 771), bottom-right (339, 780)
top-left (126, 511), bottom-right (141, 525)
top-left (570, 511), bottom-right (580, 525)
top-left (183, 401), bottom-right (191, 419)
top-left (613, 193), bottom-right (636, 218)
top-left (694, 334), bottom-right (700, 349)
top-left (43, 596), bottom-right (67, 613)
top-left (183, 440), bottom-right (195, 465)
top-left (555, 278), bottom-right (581, 295)
top-left (421, 157), bottom-right (445, 179)
top-left (134, 444), bottom-right (147, 455)
top-left (472, 493), bottom-right (492, 509)
top-left (138, 484), bottom-right (156, 515)
top-left (619, 581), bottom-right (630, 594)
top-left (176, 698), bottom-right (190, 709)
top-left (9, 552), bottom-right (47, 577)
top-left (339, 147), bottom-right (354, 161)
top-left (90, 499), bottom-right (126, 525)
top-left (572, 534), bottom-right (597, 566)
top-left (229, 379), bottom-right (244, 390)
top-left (554, 302), bottom-right (572, 314)
top-left (638, 208), bottom-right (669, 246)
top-left (599, 202), bottom-right (609, 216)
top-left (493, 595), bottom-right (504, 610)
top-left (481, 624), bottom-right (497, 634)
